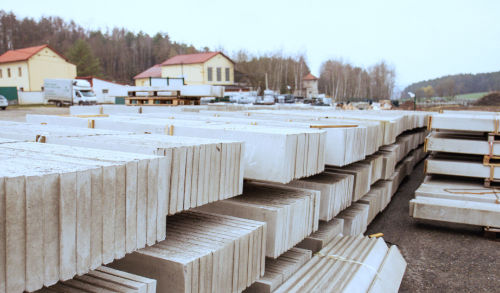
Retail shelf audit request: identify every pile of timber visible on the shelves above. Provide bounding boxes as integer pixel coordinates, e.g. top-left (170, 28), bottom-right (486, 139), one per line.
top-left (0, 141), bottom-right (167, 292)
top-left (244, 248), bottom-right (312, 293)
top-left (0, 121), bottom-right (244, 214)
top-left (34, 266), bottom-right (156, 293)
top-left (274, 235), bottom-right (407, 293)
top-left (26, 114), bottom-right (325, 183)
top-left (410, 112), bottom-right (500, 228)
top-left (109, 211), bottom-right (266, 293)
top-left (196, 182), bottom-right (320, 258)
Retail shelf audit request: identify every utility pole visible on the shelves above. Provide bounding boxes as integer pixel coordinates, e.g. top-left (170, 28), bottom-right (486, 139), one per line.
top-left (408, 92), bottom-right (416, 111)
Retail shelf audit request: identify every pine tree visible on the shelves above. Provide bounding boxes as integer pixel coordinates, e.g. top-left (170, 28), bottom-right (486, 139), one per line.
top-left (66, 39), bottom-right (102, 76)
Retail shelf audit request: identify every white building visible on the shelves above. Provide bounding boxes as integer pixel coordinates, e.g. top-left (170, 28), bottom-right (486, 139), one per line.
top-left (77, 76), bottom-right (131, 104)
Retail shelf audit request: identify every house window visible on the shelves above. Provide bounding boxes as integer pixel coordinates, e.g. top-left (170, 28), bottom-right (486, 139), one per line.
top-left (216, 67), bottom-right (221, 82)
top-left (102, 89), bottom-right (109, 94)
top-left (18, 67), bottom-right (22, 77)
top-left (7, 68), bottom-right (11, 78)
top-left (225, 68), bottom-right (230, 82)
top-left (0, 69), bottom-right (2, 78)
top-left (207, 67), bottom-right (213, 81)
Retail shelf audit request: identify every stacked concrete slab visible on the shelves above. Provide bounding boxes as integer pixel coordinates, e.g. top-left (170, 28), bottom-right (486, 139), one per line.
top-left (33, 266), bottom-right (156, 293)
top-left (109, 211), bottom-right (266, 293)
top-left (243, 248), bottom-right (312, 293)
top-left (0, 141), bottom-right (167, 293)
top-left (2, 106), bottom-right (434, 293)
top-left (0, 121), bottom-right (244, 214)
top-left (286, 172), bottom-right (354, 221)
top-left (274, 235), bottom-right (406, 293)
top-left (196, 182), bottom-right (320, 258)
top-left (26, 114), bottom-right (325, 183)
top-left (296, 219), bottom-right (344, 253)
top-left (411, 111), bottom-right (500, 228)
top-left (336, 203), bottom-right (370, 236)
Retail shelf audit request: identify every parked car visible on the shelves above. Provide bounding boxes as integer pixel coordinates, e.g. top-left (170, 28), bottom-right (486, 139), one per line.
top-left (0, 95), bottom-right (8, 110)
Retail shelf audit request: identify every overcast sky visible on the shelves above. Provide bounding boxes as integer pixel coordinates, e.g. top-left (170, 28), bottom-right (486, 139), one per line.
top-left (3, 0), bottom-right (500, 89)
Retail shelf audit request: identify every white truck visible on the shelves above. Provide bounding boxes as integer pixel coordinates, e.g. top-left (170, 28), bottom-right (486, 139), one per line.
top-left (44, 79), bottom-right (98, 107)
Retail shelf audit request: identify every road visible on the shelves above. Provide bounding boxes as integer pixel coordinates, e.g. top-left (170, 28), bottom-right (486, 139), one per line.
top-left (0, 106), bottom-right (69, 122)
top-left (366, 161), bottom-right (500, 292)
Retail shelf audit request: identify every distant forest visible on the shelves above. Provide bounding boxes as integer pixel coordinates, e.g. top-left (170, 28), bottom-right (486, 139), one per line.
top-left (402, 71), bottom-right (500, 99)
top-left (0, 10), bottom-right (396, 99)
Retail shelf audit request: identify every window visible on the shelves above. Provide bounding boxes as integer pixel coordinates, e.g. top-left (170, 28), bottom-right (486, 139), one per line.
top-left (18, 67), bottom-right (22, 77)
top-left (225, 68), bottom-right (230, 82)
top-left (7, 68), bottom-right (11, 78)
top-left (0, 69), bottom-right (2, 78)
top-left (216, 67), bottom-right (221, 82)
top-left (207, 67), bottom-right (213, 81)
top-left (102, 89), bottom-right (109, 94)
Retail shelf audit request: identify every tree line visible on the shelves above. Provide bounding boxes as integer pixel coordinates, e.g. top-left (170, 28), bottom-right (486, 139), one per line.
top-left (402, 71), bottom-right (500, 99)
top-left (0, 10), bottom-right (397, 100)
top-left (0, 10), bottom-right (199, 83)
top-left (318, 60), bottom-right (395, 101)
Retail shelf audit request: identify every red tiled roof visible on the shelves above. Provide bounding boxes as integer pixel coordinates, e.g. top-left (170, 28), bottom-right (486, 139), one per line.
top-left (303, 73), bottom-right (318, 80)
top-left (133, 64), bottom-right (162, 79)
top-left (161, 52), bottom-right (234, 66)
top-left (0, 44), bottom-right (69, 64)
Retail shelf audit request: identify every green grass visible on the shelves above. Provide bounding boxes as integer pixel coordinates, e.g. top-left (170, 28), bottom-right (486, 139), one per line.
top-left (453, 92), bottom-right (489, 100)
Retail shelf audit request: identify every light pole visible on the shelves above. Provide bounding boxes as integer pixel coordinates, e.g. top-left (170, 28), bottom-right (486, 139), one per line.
top-left (408, 92), bottom-right (416, 111)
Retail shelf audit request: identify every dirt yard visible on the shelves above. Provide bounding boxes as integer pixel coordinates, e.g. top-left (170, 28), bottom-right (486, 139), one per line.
top-left (0, 105), bottom-right (69, 122)
top-left (366, 161), bottom-right (500, 292)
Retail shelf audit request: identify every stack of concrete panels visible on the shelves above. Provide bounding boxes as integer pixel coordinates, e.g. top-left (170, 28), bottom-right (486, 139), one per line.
top-left (358, 190), bottom-right (383, 224)
top-left (379, 150), bottom-right (397, 180)
top-left (326, 162), bottom-right (372, 202)
top-left (336, 203), bottom-right (370, 236)
top-left (244, 248), bottom-right (312, 293)
top-left (26, 114), bottom-right (325, 184)
top-left (371, 180), bottom-right (393, 211)
top-left (296, 219), bottom-right (344, 253)
top-left (363, 153), bottom-right (384, 184)
top-left (139, 111), bottom-right (367, 167)
top-left (286, 172), bottom-right (354, 221)
top-left (274, 235), bottom-right (406, 293)
top-left (0, 121), bottom-right (244, 214)
top-left (109, 211), bottom-right (266, 293)
top-left (196, 183), bottom-right (320, 258)
top-left (411, 111), bottom-right (500, 227)
top-left (410, 176), bottom-right (500, 227)
top-left (0, 142), bottom-right (167, 293)
top-left (33, 266), bottom-right (156, 293)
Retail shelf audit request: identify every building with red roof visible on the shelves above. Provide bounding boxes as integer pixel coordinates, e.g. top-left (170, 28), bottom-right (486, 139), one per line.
top-left (294, 73), bottom-right (319, 98)
top-left (134, 52), bottom-right (235, 86)
top-left (0, 44), bottom-right (76, 91)
top-left (133, 64), bottom-right (162, 86)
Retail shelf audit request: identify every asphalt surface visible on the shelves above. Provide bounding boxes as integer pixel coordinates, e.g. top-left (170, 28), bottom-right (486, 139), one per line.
top-left (366, 161), bottom-right (500, 292)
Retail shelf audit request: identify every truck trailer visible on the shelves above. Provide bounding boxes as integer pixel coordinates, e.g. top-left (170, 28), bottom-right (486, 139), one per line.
top-left (44, 79), bottom-right (98, 106)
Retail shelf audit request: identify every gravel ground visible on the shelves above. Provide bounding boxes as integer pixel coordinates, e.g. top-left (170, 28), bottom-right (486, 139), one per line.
top-left (366, 161), bottom-right (500, 292)
top-left (0, 106), bottom-right (69, 122)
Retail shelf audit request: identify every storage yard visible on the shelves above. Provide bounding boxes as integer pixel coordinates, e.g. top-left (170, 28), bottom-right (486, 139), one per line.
top-left (0, 105), bottom-right (498, 292)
